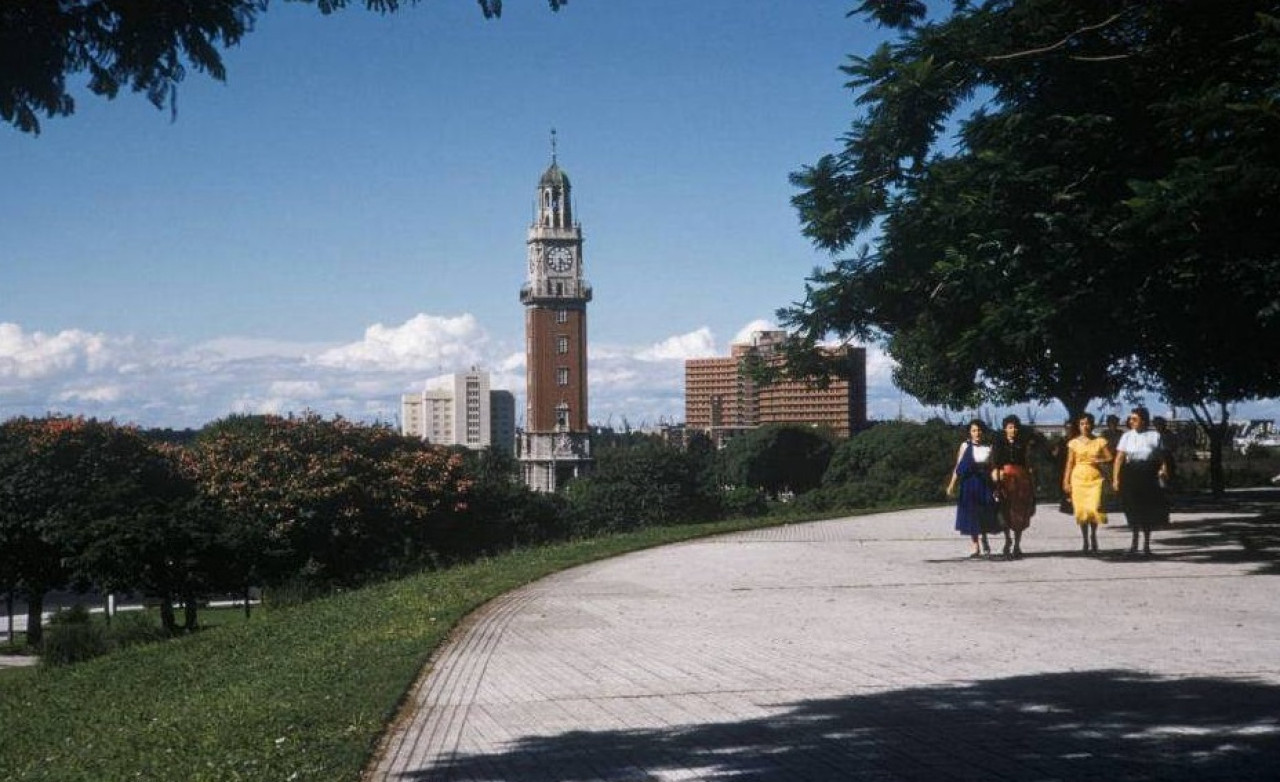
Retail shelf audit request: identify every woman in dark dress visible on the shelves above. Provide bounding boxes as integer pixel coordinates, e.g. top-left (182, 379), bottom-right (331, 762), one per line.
top-left (1112, 406), bottom-right (1170, 556)
top-left (1049, 418), bottom-right (1079, 514)
top-left (946, 419), bottom-right (1000, 557)
top-left (991, 414), bottom-right (1035, 559)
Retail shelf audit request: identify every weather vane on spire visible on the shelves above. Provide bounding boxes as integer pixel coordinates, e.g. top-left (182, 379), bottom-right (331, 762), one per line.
top-left (550, 127), bottom-right (558, 165)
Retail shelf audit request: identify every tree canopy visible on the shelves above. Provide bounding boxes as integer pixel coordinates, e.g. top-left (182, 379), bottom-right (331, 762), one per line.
top-left (799, 418), bottom-right (957, 510)
top-left (717, 424), bottom-right (835, 496)
top-left (1, 0), bottom-right (567, 134)
top-left (0, 417), bottom-right (198, 641)
top-left (782, 0), bottom-right (1280, 429)
top-left (193, 412), bottom-right (472, 586)
top-left (564, 437), bottom-right (720, 531)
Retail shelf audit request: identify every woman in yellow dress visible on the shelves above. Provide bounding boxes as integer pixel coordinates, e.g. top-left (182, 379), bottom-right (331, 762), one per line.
top-left (1061, 412), bottom-right (1114, 553)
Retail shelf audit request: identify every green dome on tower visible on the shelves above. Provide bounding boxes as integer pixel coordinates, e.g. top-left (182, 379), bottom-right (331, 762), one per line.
top-left (539, 161), bottom-right (570, 190)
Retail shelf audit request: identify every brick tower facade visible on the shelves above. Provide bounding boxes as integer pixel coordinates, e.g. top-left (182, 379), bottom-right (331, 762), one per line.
top-left (518, 139), bottom-right (593, 491)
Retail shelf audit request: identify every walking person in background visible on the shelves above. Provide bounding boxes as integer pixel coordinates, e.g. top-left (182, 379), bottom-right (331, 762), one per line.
top-left (1050, 418), bottom-right (1079, 514)
top-left (991, 414), bottom-right (1035, 559)
top-left (1101, 413), bottom-right (1124, 454)
top-left (946, 419), bottom-right (1000, 558)
top-left (1152, 415), bottom-right (1179, 492)
top-left (1063, 413), bottom-right (1114, 554)
top-left (1099, 413), bottom-right (1126, 512)
top-left (1113, 406), bottom-right (1170, 557)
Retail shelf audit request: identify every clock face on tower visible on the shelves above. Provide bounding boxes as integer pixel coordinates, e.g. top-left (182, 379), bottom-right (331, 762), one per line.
top-left (545, 246), bottom-right (573, 273)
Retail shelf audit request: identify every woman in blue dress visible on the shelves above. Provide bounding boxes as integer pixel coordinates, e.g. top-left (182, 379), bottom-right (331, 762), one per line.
top-left (946, 419), bottom-right (1000, 557)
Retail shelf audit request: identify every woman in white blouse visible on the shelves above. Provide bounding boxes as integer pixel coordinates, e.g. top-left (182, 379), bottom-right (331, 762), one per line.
top-left (1112, 406), bottom-right (1170, 556)
top-left (946, 419), bottom-right (1000, 557)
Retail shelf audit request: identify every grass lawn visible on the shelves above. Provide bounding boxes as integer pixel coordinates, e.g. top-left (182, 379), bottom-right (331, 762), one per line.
top-left (0, 513), bottom-right (825, 782)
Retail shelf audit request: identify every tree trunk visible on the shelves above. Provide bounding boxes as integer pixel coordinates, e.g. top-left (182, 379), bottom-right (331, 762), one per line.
top-left (25, 591), bottom-right (44, 648)
top-left (1057, 394), bottom-right (1091, 421)
top-left (183, 595), bottom-right (199, 632)
top-left (1189, 401), bottom-right (1230, 499)
top-left (158, 597), bottom-right (177, 634)
top-left (243, 586), bottom-right (252, 620)
top-left (1207, 424), bottom-right (1228, 498)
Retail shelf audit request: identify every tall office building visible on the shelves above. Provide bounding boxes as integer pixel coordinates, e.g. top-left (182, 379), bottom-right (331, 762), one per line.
top-left (401, 369), bottom-right (514, 453)
top-left (685, 330), bottom-right (867, 445)
top-left (489, 389), bottom-right (516, 457)
top-left (518, 138), bottom-right (593, 491)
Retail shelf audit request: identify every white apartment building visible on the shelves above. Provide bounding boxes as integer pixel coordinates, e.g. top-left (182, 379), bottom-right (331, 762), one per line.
top-left (401, 370), bottom-right (515, 453)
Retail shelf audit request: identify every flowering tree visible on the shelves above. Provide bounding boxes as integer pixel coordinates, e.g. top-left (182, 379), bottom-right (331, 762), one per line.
top-left (193, 413), bottom-right (471, 590)
top-left (1, 411), bottom-right (476, 643)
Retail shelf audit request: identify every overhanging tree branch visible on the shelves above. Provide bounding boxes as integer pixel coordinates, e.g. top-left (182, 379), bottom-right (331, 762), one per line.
top-left (1, 0), bottom-right (567, 134)
top-left (984, 11), bottom-right (1127, 62)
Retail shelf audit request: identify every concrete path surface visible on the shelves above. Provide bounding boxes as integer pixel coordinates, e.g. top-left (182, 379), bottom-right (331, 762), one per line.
top-left (367, 501), bottom-right (1280, 781)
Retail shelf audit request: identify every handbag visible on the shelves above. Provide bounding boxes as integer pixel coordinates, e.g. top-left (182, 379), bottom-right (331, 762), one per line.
top-left (1058, 496), bottom-right (1073, 515)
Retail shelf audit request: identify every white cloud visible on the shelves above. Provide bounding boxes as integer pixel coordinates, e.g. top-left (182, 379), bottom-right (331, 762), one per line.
top-left (0, 322), bottom-right (121, 379)
top-left (490, 369), bottom-right (524, 398)
top-left (731, 318), bottom-right (778, 345)
top-left (230, 394), bottom-right (287, 417)
top-left (587, 344), bottom-right (635, 361)
top-left (864, 343), bottom-right (897, 386)
top-left (591, 365), bottom-right (643, 389)
top-left (6, 316), bottom-right (1280, 433)
top-left (423, 375), bottom-right (454, 392)
top-left (55, 385), bottom-right (123, 404)
top-left (634, 327), bottom-right (717, 362)
top-left (266, 380), bottom-right (324, 399)
top-left (311, 313), bottom-right (488, 371)
top-left (497, 352), bottom-right (525, 372)
top-left (187, 336), bottom-right (328, 363)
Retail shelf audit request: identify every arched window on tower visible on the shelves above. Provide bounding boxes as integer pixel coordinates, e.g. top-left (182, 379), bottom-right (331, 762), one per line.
top-left (556, 403), bottom-right (570, 430)
top-left (542, 191), bottom-right (556, 227)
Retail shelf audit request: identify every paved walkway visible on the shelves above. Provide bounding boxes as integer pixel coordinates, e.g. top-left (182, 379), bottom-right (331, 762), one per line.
top-left (368, 501), bottom-right (1280, 781)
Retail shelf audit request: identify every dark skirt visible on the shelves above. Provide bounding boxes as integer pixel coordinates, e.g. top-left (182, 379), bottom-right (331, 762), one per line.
top-left (956, 474), bottom-right (1001, 536)
top-left (1120, 460), bottom-right (1169, 530)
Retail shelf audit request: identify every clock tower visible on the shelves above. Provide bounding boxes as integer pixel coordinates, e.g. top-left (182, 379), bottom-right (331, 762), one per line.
top-left (519, 136), bottom-right (592, 492)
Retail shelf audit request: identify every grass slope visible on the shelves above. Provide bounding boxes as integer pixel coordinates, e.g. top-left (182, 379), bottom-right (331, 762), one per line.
top-left (0, 514), bottom-right (816, 782)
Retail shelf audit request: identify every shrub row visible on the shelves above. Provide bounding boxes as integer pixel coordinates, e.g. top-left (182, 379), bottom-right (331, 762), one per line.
top-left (39, 607), bottom-right (169, 666)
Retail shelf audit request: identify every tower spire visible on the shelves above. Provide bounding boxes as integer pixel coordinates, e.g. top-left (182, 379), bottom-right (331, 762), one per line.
top-left (550, 127), bottom-right (558, 165)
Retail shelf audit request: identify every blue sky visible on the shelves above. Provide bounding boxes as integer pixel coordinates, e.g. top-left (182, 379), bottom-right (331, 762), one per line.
top-left (2, 1), bottom-right (1275, 431)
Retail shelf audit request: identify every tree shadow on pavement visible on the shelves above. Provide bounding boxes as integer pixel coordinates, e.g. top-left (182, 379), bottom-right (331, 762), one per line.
top-left (400, 670), bottom-right (1280, 781)
top-left (1152, 512), bottom-right (1280, 575)
top-left (1085, 488), bottom-right (1280, 574)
